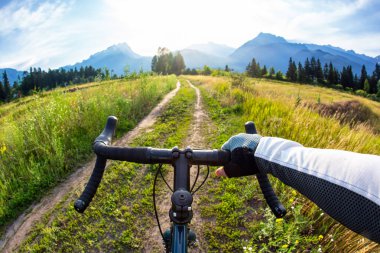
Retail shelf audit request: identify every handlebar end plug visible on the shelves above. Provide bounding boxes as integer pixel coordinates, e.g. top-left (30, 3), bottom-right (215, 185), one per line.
top-left (74, 199), bottom-right (86, 213)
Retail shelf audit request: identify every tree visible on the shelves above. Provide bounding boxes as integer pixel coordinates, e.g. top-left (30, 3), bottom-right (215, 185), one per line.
top-left (224, 65), bottom-right (230, 72)
top-left (316, 59), bottom-right (324, 83)
top-left (275, 71), bottom-right (284, 80)
top-left (304, 58), bottom-right (311, 82)
top-left (246, 58), bottom-right (262, 77)
top-left (297, 62), bottom-right (305, 83)
top-left (359, 65), bottom-right (367, 90)
top-left (269, 67), bottom-right (275, 78)
top-left (377, 80), bottom-right (380, 98)
top-left (261, 65), bottom-right (267, 76)
top-left (286, 57), bottom-right (297, 82)
top-left (323, 63), bottom-right (329, 81)
top-left (172, 52), bottom-right (185, 75)
top-left (202, 65), bottom-right (212, 75)
top-left (151, 56), bottom-right (157, 72)
top-left (3, 71), bottom-right (11, 101)
top-left (363, 79), bottom-right (370, 93)
top-left (0, 81), bottom-right (5, 102)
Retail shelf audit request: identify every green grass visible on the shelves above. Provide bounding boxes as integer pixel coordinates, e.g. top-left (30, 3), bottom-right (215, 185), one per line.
top-left (0, 76), bottom-right (176, 231)
top-left (187, 75), bottom-right (379, 252)
top-left (19, 81), bottom-right (196, 252)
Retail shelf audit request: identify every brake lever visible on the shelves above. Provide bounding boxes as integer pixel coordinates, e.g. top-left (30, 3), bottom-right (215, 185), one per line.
top-left (245, 121), bottom-right (286, 218)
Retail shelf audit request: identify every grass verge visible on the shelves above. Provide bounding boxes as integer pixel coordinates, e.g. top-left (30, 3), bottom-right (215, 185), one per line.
top-left (0, 76), bottom-right (176, 231)
top-left (19, 81), bottom-right (196, 252)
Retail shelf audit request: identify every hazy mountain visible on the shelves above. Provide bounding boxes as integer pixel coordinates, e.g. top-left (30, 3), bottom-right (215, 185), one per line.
top-left (180, 49), bottom-right (229, 69)
top-left (229, 32), bottom-right (378, 74)
top-left (186, 42), bottom-right (235, 57)
top-left (64, 43), bottom-right (152, 75)
top-left (0, 68), bottom-right (25, 85)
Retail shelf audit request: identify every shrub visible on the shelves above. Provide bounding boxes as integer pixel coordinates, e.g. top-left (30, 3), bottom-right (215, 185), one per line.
top-left (355, 89), bottom-right (367, 97)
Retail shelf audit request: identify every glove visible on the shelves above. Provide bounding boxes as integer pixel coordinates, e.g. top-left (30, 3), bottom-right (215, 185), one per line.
top-left (220, 133), bottom-right (262, 177)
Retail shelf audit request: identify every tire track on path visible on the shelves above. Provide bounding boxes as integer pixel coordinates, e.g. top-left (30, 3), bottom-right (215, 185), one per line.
top-left (143, 80), bottom-right (213, 252)
top-left (0, 81), bottom-right (181, 253)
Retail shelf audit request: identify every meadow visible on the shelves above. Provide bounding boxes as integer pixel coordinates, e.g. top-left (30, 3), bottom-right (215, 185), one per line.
top-left (0, 76), bottom-right (176, 230)
top-left (188, 75), bottom-right (379, 252)
top-left (4, 75), bottom-right (380, 252)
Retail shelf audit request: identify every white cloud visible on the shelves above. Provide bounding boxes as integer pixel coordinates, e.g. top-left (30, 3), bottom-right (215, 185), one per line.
top-left (0, 0), bottom-right (379, 70)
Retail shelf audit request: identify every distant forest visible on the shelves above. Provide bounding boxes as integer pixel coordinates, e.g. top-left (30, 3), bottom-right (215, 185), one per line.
top-left (244, 57), bottom-right (380, 99)
top-left (1, 53), bottom-right (380, 103)
top-left (0, 66), bottom-right (110, 102)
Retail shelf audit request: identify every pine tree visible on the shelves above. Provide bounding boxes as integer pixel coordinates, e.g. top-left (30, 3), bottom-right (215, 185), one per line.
top-left (269, 67), bottom-right (275, 78)
top-left (316, 59), bottom-right (324, 84)
top-left (359, 65), bottom-right (367, 90)
top-left (304, 58), bottom-right (311, 82)
top-left (0, 81), bottom-right (5, 102)
top-left (363, 79), bottom-right (370, 93)
top-left (297, 62), bottom-right (305, 83)
top-left (225, 65), bottom-right (230, 72)
top-left (323, 63), bottom-right (329, 80)
top-left (261, 65), bottom-right (267, 76)
top-left (286, 57), bottom-right (297, 82)
top-left (3, 71), bottom-right (11, 101)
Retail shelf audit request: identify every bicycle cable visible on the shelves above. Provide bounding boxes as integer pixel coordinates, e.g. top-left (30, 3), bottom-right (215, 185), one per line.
top-left (191, 165), bottom-right (209, 195)
top-left (190, 165), bottom-right (201, 192)
top-left (153, 164), bottom-right (165, 240)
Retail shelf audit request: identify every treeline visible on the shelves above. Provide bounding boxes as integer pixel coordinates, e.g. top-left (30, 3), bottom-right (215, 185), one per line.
top-left (151, 47), bottom-right (185, 75)
top-left (246, 57), bottom-right (380, 98)
top-left (0, 66), bottom-right (113, 103)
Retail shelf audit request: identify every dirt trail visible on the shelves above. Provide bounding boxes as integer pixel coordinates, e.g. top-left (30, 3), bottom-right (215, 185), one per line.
top-left (0, 81), bottom-right (181, 253)
top-left (143, 80), bottom-right (213, 252)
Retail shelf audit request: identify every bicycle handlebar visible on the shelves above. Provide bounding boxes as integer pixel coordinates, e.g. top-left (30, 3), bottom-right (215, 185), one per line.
top-left (74, 116), bottom-right (285, 218)
top-left (74, 116), bottom-right (230, 213)
top-left (245, 122), bottom-right (286, 218)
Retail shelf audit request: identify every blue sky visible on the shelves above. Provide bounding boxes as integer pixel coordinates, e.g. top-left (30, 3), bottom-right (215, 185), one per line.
top-left (0, 0), bottom-right (379, 70)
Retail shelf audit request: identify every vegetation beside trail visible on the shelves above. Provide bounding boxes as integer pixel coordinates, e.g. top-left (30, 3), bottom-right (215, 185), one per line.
top-left (0, 76), bottom-right (176, 231)
top-left (187, 75), bottom-right (379, 252)
top-left (19, 81), bottom-right (196, 252)
top-left (6, 74), bottom-right (380, 252)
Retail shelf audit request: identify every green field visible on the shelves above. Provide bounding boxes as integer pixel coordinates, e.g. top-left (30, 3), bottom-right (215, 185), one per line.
top-left (0, 76), bottom-right (177, 230)
top-left (2, 75), bottom-right (379, 252)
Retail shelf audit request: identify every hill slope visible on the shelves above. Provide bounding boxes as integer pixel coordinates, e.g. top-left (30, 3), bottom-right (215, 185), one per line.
top-left (64, 43), bottom-right (152, 75)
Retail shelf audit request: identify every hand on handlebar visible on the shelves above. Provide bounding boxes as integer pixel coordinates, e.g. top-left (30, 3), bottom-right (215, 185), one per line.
top-left (215, 133), bottom-right (262, 178)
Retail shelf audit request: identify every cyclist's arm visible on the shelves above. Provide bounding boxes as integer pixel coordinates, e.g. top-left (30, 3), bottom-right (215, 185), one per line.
top-left (254, 137), bottom-right (380, 243)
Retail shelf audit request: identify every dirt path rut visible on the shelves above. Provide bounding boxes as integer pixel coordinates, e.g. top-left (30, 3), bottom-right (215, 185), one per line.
top-left (0, 81), bottom-right (181, 253)
top-left (143, 80), bottom-right (213, 252)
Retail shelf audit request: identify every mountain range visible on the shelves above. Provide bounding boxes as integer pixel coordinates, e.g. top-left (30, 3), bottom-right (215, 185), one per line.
top-left (2, 33), bottom-right (379, 84)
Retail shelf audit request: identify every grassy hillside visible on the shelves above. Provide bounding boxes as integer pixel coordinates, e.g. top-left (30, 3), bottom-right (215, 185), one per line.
top-left (0, 76), bottom-right (176, 230)
top-left (187, 75), bottom-right (379, 252)
top-left (19, 81), bottom-right (196, 252)
top-left (7, 75), bottom-right (380, 252)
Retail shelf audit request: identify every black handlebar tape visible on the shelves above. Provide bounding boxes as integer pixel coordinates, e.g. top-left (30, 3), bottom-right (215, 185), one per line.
top-left (256, 173), bottom-right (286, 218)
top-left (74, 156), bottom-right (107, 213)
top-left (245, 121), bottom-right (286, 218)
top-left (93, 142), bottom-right (151, 163)
top-left (95, 116), bottom-right (118, 146)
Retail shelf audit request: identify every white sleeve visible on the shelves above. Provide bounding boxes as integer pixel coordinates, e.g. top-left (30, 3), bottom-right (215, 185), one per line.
top-left (254, 137), bottom-right (380, 243)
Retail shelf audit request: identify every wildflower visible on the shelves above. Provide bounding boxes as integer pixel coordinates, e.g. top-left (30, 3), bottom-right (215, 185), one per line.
top-left (318, 235), bottom-right (324, 240)
top-left (295, 240), bottom-right (299, 245)
top-left (276, 218), bottom-right (283, 223)
top-left (320, 212), bottom-right (324, 216)
top-left (0, 144), bottom-right (6, 154)
top-left (289, 198), bottom-right (294, 203)
top-left (282, 244), bottom-right (288, 249)
top-left (292, 190), bottom-right (297, 196)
